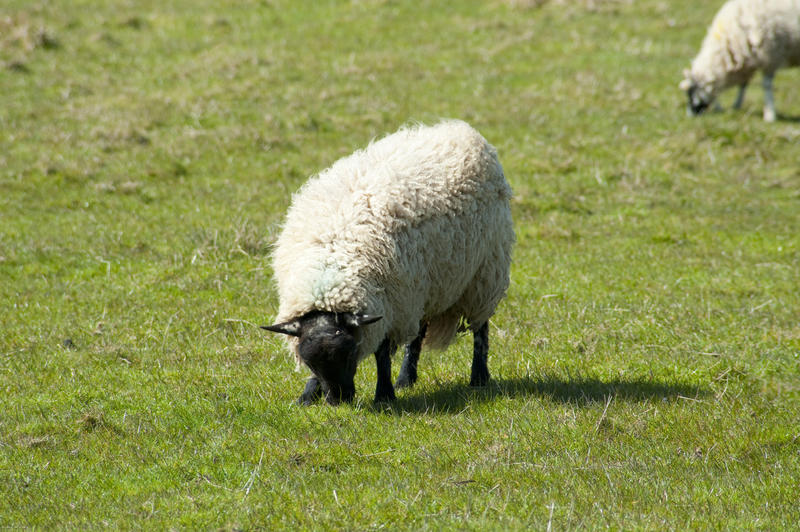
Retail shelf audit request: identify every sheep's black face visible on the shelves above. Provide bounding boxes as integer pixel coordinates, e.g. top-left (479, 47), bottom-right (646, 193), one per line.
top-left (296, 313), bottom-right (360, 404)
top-left (262, 311), bottom-right (382, 405)
top-left (686, 83), bottom-right (712, 115)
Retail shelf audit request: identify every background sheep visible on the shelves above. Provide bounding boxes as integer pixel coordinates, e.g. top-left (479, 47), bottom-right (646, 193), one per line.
top-left (679, 0), bottom-right (800, 121)
top-left (262, 120), bottom-right (515, 405)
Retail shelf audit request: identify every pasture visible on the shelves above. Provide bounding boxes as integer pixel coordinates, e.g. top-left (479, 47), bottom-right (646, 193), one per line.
top-left (1, 0), bottom-right (799, 528)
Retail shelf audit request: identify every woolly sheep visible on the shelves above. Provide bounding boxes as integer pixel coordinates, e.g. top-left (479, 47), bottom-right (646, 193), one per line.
top-left (262, 120), bottom-right (515, 405)
top-left (679, 0), bottom-right (800, 121)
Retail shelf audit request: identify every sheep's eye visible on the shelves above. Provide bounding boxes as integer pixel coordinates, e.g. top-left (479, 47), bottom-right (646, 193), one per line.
top-left (334, 328), bottom-right (343, 336)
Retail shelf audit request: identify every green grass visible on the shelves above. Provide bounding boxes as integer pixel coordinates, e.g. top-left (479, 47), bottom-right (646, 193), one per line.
top-left (2, 0), bottom-right (799, 528)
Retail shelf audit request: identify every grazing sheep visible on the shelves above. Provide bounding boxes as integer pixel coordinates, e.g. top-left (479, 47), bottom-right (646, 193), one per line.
top-left (262, 120), bottom-right (515, 405)
top-left (679, 0), bottom-right (800, 121)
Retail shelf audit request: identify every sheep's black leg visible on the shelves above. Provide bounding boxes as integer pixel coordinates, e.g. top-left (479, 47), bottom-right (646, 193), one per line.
top-left (470, 321), bottom-right (490, 387)
top-left (374, 338), bottom-right (397, 402)
top-left (396, 323), bottom-right (427, 389)
top-left (733, 82), bottom-right (748, 109)
top-left (298, 377), bottom-right (322, 405)
top-left (762, 73), bottom-right (776, 122)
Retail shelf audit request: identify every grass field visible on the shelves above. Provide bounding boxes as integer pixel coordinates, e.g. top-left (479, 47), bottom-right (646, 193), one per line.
top-left (2, 0), bottom-right (799, 528)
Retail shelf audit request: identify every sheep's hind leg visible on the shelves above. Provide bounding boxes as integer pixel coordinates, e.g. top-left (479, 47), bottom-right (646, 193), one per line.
top-left (396, 323), bottom-right (427, 389)
top-left (470, 321), bottom-right (490, 387)
top-left (762, 73), bottom-right (776, 122)
top-left (732, 82), bottom-right (747, 109)
top-left (374, 338), bottom-right (398, 402)
top-left (298, 377), bottom-right (322, 405)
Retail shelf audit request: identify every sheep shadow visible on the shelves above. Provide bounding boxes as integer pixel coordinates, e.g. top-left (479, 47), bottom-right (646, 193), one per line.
top-left (369, 375), bottom-right (707, 415)
top-left (776, 113), bottom-right (800, 123)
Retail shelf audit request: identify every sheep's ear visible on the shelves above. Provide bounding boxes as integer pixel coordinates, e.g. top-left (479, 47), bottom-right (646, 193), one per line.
top-left (343, 313), bottom-right (382, 328)
top-left (261, 320), bottom-right (302, 337)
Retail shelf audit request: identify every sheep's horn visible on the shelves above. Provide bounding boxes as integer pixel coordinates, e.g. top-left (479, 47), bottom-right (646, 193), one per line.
top-left (342, 314), bottom-right (382, 328)
top-left (356, 314), bottom-right (382, 326)
top-left (261, 320), bottom-right (302, 337)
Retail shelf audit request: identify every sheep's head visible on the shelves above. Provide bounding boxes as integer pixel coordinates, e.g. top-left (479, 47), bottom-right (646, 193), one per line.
top-left (262, 311), bottom-right (382, 405)
top-left (680, 70), bottom-right (714, 116)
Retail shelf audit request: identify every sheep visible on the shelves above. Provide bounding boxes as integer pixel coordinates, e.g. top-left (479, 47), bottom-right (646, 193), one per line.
top-left (262, 120), bottom-right (515, 405)
top-left (679, 0), bottom-right (800, 121)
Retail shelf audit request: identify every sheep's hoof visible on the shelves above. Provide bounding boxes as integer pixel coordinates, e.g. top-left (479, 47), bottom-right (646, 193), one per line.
top-left (298, 392), bottom-right (319, 406)
top-left (374, 389), bottom-right (397, 403)
top-left (395, 372), bottom-right (416, 389)
top-left (469, 371), bottom-right (490, 387)
top-left (297, 377), bottom-right (322, 405)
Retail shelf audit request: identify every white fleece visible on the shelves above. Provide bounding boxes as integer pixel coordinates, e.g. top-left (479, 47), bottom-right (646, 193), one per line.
top-left (681, 0), bottom-right (800, 105)
top-left (271, 120), bottom-right (515, 364)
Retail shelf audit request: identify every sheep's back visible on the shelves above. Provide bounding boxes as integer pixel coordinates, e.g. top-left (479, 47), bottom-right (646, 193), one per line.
top-left (694, 0), bottom-right (800, 80)
top-left (272, 120), bottom-right (513, 358)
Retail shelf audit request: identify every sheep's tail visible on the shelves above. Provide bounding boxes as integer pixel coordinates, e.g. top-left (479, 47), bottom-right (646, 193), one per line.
top-left (422, 312), bottom-right (463, 350)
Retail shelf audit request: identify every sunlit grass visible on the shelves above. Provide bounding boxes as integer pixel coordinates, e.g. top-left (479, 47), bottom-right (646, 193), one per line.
top-left (1, 0), bottom-right (799, 528)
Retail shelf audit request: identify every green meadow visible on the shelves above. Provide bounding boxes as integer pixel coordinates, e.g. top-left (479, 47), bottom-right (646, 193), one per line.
top-left (2, 0), bottom-right (798, 528)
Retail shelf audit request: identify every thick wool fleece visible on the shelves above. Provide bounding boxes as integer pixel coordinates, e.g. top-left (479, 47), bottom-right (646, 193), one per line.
top-left (271, 120), bottom-right (514, 365)
top-left (685, 0), bottom-right (800, 94)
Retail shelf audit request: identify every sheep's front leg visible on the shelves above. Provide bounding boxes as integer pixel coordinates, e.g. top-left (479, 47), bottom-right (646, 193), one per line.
top-left (470, 321), bottom-right (490, 387)
top-left (762, 73), bottom-right (776, 122)
top-left (298, 377), bottom-right (322, 405)
top-left (396, 323), bottom-right (427, 389)
top-left (732, 82), bottom-right (747, 109)
top-left (374, 338), bottom-right (398, 402)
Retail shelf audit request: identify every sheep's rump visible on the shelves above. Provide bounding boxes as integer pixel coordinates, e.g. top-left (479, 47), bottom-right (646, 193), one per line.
top-left (272, 120), bottom-right (514, 361)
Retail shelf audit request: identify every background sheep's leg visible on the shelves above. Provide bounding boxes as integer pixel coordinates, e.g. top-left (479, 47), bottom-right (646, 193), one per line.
top-left (396, 323), bottom-right (427, 389)
top-left (470, 321), bottom-right (490, 386)
top-left (298, 377), bottom-right (322, 405)
top-left (374, 338), bottom-right (398, 402)
top-left (732, 83), bottom-right (747, 109)
top-left (762, 73), bottom-right (776, 122)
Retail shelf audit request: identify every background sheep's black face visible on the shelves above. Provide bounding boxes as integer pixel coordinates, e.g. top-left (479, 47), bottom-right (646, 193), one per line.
top-left (686, 83), bottom-right (712, 115)
top-left (262, 311), bottom-right (382, 405)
